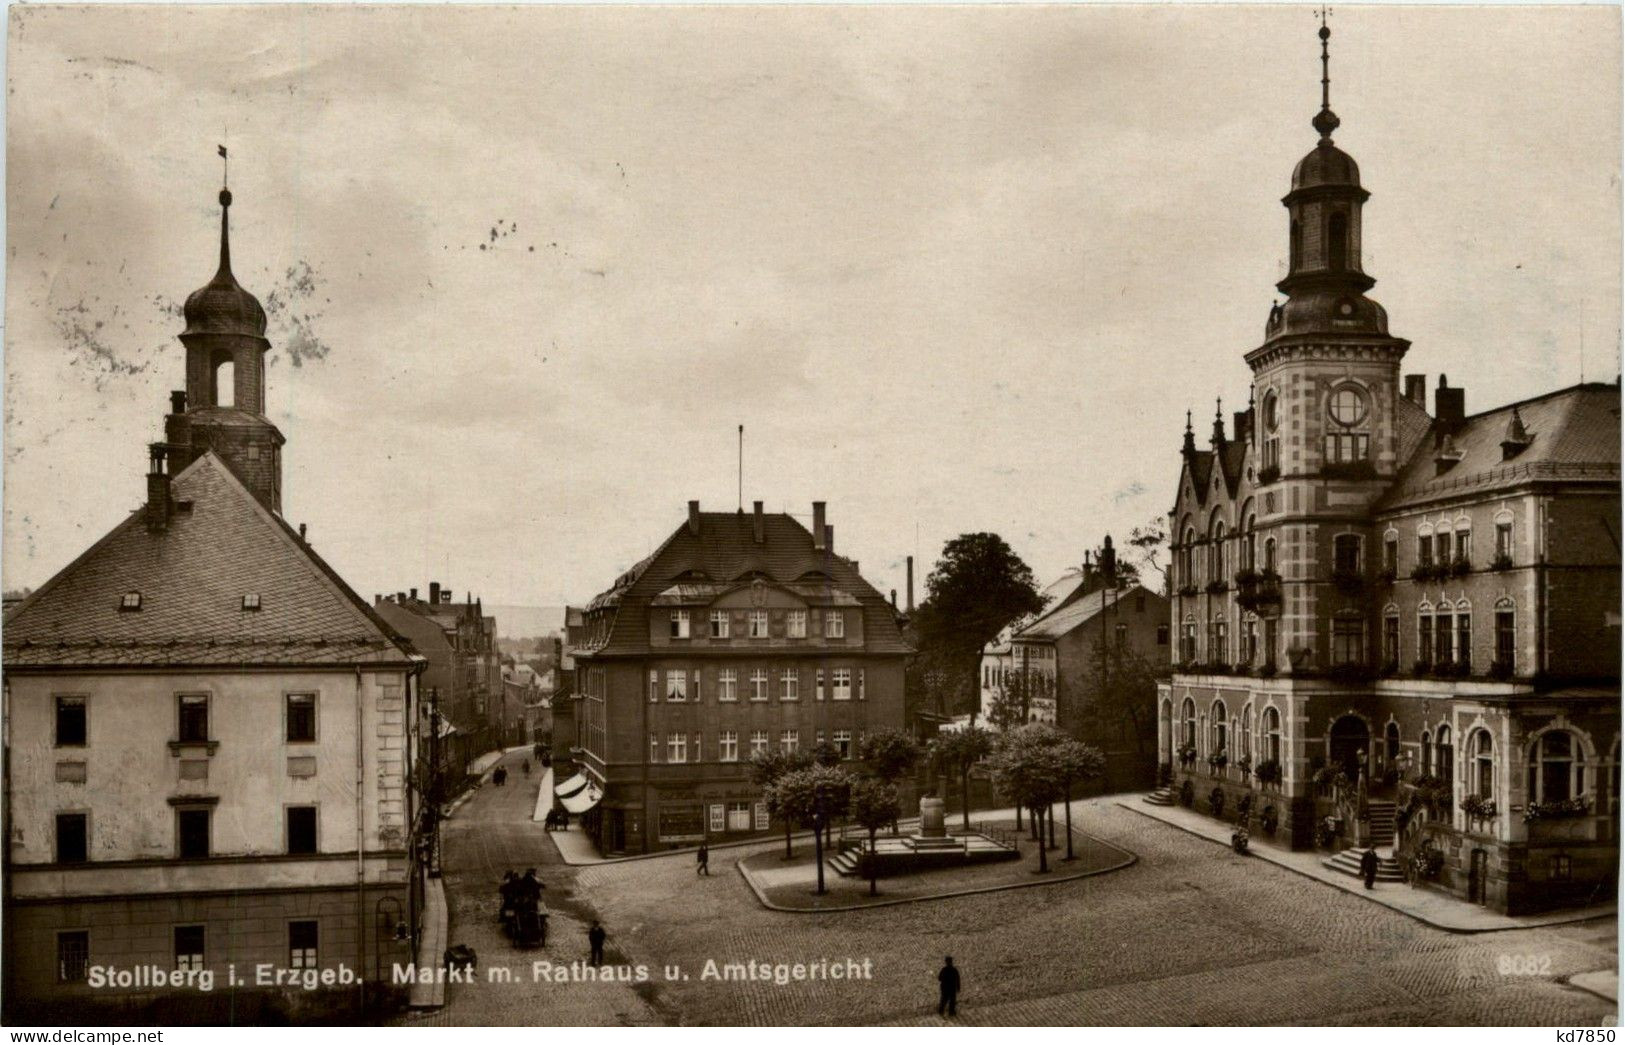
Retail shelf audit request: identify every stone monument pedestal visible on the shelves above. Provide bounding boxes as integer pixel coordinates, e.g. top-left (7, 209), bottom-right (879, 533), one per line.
top-left (905, 795), bottom-right (964, 851)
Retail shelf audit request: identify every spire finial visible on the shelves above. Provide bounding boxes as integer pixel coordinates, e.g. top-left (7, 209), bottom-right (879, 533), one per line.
top-left (215, 144), bottom-right (233, 278)
top-left (1312, 8), bottom-right (1341, 143)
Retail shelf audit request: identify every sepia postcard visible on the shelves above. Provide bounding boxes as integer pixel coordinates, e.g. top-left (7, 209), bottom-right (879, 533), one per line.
top-left (1, 1), bottom-right (1620, 1032)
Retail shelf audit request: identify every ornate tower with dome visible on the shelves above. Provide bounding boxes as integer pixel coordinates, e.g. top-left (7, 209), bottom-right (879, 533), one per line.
top-left (160, 181), bottom-right (286, 512)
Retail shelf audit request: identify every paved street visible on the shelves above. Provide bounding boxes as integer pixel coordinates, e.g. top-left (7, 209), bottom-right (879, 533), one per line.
top-left (407, 751), bottom-right (1617, 1026)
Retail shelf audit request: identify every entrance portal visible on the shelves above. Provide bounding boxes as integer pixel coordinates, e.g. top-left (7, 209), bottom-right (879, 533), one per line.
top-left (1328, 715), bottom-right (1371, 780)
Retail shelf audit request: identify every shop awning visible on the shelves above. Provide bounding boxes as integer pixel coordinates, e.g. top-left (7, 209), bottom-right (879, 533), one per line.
top-left (554, 773), bottom-right (603, 814)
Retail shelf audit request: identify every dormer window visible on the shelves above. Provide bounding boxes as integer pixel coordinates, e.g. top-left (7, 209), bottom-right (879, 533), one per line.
top-left (120, 592), bottom-right (143, 612)
top-left (242, 594), bottom-right (262, 611)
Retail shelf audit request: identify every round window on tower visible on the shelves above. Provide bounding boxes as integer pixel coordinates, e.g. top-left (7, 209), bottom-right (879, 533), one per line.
top-left (1262, 392), bottom-right (1279, 432)
top-left (1328, 386), bottom-right (1367, 428)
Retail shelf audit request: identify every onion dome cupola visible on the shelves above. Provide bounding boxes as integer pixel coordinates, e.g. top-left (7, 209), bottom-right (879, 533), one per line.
top-left (1267, 18), bottom-right (1389, 341)
top-left (167, 158), bottom-right (286, 514)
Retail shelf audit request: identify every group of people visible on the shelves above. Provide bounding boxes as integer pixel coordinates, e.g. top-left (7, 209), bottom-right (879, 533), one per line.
top-left (498, 868), bottom-right (547, 946)
top-left (543, 808), bottom-right (570, 831)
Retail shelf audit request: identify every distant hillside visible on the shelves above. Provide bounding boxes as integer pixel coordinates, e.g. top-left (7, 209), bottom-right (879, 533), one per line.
top-left (487, 605), bottom-right (568, 639)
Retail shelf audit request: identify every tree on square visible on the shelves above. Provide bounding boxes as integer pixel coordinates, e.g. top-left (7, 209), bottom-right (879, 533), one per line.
top-left (847, 778), bottom-right (900, 896)
top-left (928, 724), bottom-right (994, 831)
top-left (752, 748), bottom-right (813, 859)
top-left (767, 764), bottom-right (854, 895)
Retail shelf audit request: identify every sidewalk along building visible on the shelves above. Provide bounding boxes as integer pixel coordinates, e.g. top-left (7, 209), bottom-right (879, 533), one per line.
top-left (374, 585), bottom-right (501, 778)
top-left (2, 182), bottom-right (424, 1020)
top-left (1155, 23), bottom-right (1620, 915)
top-left (568, 501), bottom-right (908, 854)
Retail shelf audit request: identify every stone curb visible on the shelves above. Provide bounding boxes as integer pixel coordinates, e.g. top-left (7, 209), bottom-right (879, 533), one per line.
top-left (1116, 800), bottom-right (1617, 935)
top-left (735, 835), bottom-right (1138, 914)
top-left (549, 820), bottom-right (927, 866)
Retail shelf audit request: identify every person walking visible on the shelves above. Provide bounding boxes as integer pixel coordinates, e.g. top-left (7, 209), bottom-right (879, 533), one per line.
top-left (1360, 847), bottom-right (1379, 890)
top-left (937, 956), bottom-right (960, 1018)
top-left (696, 843), bottom-right (710, 876)
top-left (587, 921), bottom-right (607, 967)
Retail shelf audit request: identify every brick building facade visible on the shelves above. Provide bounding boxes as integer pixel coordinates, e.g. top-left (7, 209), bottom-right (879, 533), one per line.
top-left (1155, 26), bottom-right (1620, 914)
top-left (568, 501), bottom-right (908, 854)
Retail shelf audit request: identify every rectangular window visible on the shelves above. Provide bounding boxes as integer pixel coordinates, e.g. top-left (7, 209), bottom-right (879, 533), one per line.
top-left (1457, 613), bottom-right (1471, 670)
top-left (55, 696), bottom-right (87, 747)
top-left (57, 931), bottom-right (89, 983)
top-left (832, 669), bottom-right (852, 701)
top-left (1334, 535), bottom-right (1361, 573)
top-left (668, 733), bottom-right (687, 763)
top-left (55, 813), bottom-right (88, 864)
top-left (1496, 522), bottom-right (1513, 559)
top-left (780, 669), bottom-right (799, 701)
top-left (1435, 533), bottom-right (1452, 568)
top-left (1332, 617), bottom-right (1364, 665)
top-left (288, 921), bottom-right (318, 970)
top-left (709, 611), bottom-right (730, 639)
top-left (1383, 537), bottom-right (1398, 574)
top-left (1455, 530), bottom-right (1471, 564)
top-left (718, 669), bottom-right (738, 702)
top-left (286, 806), bottom-right (318, 855)
top-left (727, 802), bottom-right (752, 831)
top-left (1156, 624), bottom-right (1170, 646)
top-left (749, 730), bottom-right (769, 758)
top-left (1244, 620), bottom-right (1258, 663)
top-left (708, 804), bottom-right (726, 833)
top-left (1263, 618), bottom-right (1278, 665)
top-left (1417, 535), bottom-right (1433, 568)
top-left (650, 732), bottom-right (661, 763)
top-left (174, 926), bottom-right (205, 972)
top-left (749, 611), bottom-right (769, 638)
top-left (1180, 623), bottom-right (1197, 663)
top-left (1495, 610), bottom-right (1515, 670)
top-left (1418, 614), bottom-right (1434, 665)
top-left (824, 612), bottom-right (845, 639)
top-left (649, 670), bottom-right (659, 703)
top-left (286, 693), bottom-right (316, 743)
top-left (670, 609), bottom-right (690, 639)
top-left (833, 730), bottom-right (852, 759)
top-left (780, 730), bottom-right (799, 754)
top-left (750, 669), bottom-right (769, 701)
top-left (1435, 613), bottom-right (1452, 665)
top-left (719, 730), bottom-right (738, 762)
top-left (787, 610), bottom-right (807, 638)
top-left (177, 808), bottom-right (211, 859)
top-left (1323, 432), bottom-right (1370, 463)
top-left (177, 694), bottom-right (209, 743)
top-left (666, 670), bottom-right (687, 702)
top-left (1383, 615), bottom-right (1400, 668)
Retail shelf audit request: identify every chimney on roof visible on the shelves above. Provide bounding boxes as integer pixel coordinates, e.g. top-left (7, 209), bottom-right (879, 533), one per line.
top-left (1100, 535), bottom-right (1118, 585)
top-left (1233, 409), bottom-right (1251, 445)
top-left (430, 581), bottom-right (441, 605)
top-left (753, 501), bottom-right (764, 543)
top-left (410, 588), bottom-right (419, 602)
top-left (1434, 374), bottom-right (1466, 437)
top-left (397, 591), bottom-right (407, 603)
top-left (688, 500), bottom-right (701, 536)
top-left (890, 589), bottom-right (897, 608)
top-left (145, 443), bottom-right (171, 533)
top-left (812, 502), bottom-right (827, 551)
top-left (1404, 374), bottom-right (1426, 405)
top-left (298, 523), bottom-right (307, 542)
top-left (906, 555), bottom-right (915, 612)
top-left (170, 389), bottom-right (187, 414)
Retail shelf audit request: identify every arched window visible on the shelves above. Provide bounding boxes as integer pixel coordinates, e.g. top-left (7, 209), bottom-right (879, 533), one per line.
top-left (1418, 601), bottom-right (1435, 667)
top-left (1209, 612), bottom-right (1228, 665)
top-left (1241, 704), bottom-right (1253, 760)
top-left (1263, 706), bottom-right (1281, 763)
top-left (1181, 526), bottom-right (1197, 588)
top-left (1436, 726), bottom-right (1454, 787)
top-left (213, 356), bottom-right (236, 408)
top-left (1421, 729), bottom-right (1433, 776)
top-left (1472, 729), bottom-right (1494, 800)
top-left (1385, 721), bottom-right (1400, 767)
top-left (1181, 698), bottom-right (1196, 748)
top-left (1494, 598), bottom-right (1515, 674)
top-left (1261, 392), bottom-right (1281, 472)
top-left (1263, 537), bottom-right (1277, 573)
top-left (1211, 700), bottom-right (1228, 754)
top-left (1456, 601), bottom-right (1472, 671)
top-left (1327, 211), bottom-right (1348, 272)
top-left (1211, 521), bottom-right (1227, 583)
top-left (1244, 515), bottom-right (1257, 571)
top-left (1527, 730), bottom-right (1586, 804)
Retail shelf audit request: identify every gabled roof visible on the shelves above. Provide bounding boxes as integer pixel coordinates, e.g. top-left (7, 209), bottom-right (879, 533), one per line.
top-left (1013, 584), bottom-right (1161, 641)
top-left (1378, 383), bottom-right (1620, 511)
top-left (580, 511), bottom-right (909, 656)
top-left (4, 453), bottom-right (415, 669)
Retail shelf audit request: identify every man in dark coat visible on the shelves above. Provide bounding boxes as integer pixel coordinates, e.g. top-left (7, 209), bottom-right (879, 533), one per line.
top-left (937, 956), bottom-right (960, 1017)
top-left (1360, 847), bottom-right (1379, 890)
top-left (587, 921), bottom-right (607, 967)
top-left (696, 843), bottom-right (710, 876)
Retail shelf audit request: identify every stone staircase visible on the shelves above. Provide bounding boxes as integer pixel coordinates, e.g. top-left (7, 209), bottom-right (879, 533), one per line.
top-left (1143, 787), bottom-right (1175, 807)
top-left (1367, 799), bottom-right (1397, 848)
top-left (828, 848), bottom-right (862, 877)
top-left (1325, 847), bottom-right (1405, 882)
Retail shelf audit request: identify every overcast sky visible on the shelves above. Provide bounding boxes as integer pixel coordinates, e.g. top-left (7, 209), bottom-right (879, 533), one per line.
top-left (4, 4), bottom-right (1620, 617)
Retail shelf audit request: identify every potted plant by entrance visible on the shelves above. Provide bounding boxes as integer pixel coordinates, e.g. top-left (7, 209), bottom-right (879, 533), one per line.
top-left (1260, 805), bottom-right (1279, 837)
top-left (1179, 779), bottom-right (1195, 807)
top-left (1209, 786), bottom-right (1226, 818)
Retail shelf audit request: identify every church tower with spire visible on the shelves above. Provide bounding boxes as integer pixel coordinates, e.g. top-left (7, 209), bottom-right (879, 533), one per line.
top-left (160, 170), bottom-right (286, 513)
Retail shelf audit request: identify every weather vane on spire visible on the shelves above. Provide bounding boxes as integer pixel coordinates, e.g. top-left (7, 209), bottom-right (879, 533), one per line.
top-left (1312, 6), bottom-right (1341, 144)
